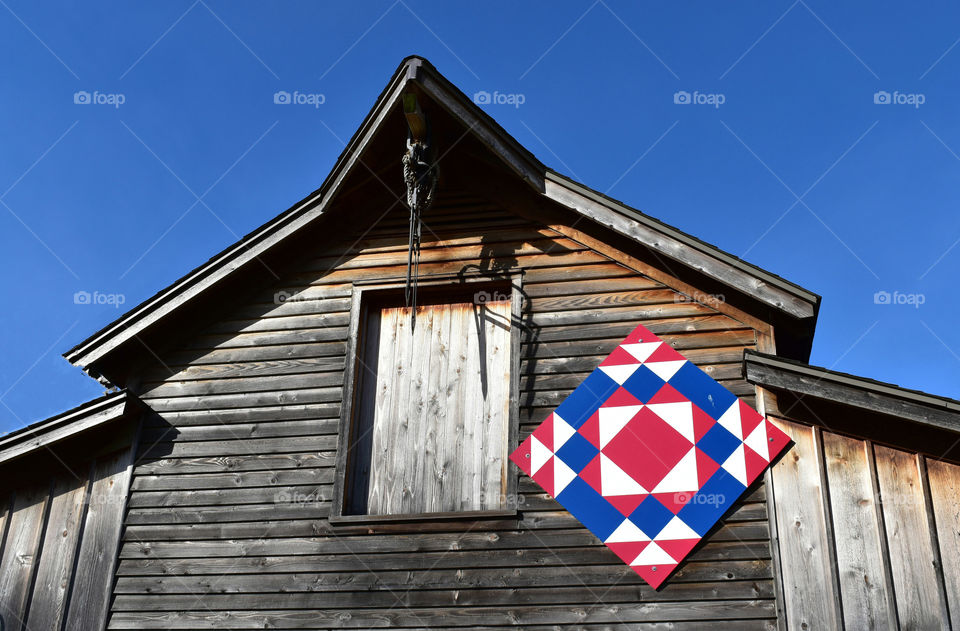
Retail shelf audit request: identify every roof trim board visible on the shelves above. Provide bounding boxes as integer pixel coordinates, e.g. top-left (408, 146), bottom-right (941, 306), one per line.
top-left (743, 350), bottom-right (960, 434)
top-left (0, 391), bottom-right (133, 466)
top-left (64, 56), bottom-right (819, 372)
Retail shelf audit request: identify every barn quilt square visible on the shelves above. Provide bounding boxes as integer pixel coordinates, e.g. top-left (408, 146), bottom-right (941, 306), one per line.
top-left (510, 323), bottom-right (791, 589)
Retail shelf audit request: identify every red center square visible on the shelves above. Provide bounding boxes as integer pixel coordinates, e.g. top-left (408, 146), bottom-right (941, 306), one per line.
top-left (601, 406), bottom-right (693, 492)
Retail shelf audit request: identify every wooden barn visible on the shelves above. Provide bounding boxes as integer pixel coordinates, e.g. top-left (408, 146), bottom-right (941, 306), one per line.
top-left (1, 56), bottom-right (959, 630)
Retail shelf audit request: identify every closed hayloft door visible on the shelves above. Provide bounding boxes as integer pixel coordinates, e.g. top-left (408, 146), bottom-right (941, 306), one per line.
top-left (356, 296), bottom-right (511, 516)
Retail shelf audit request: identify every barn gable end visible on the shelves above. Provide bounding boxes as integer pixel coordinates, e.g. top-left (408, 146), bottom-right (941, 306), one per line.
top-left (24, 56), bottom-right (960, 631)
top-left (115, 178), bottom-right (780, 627)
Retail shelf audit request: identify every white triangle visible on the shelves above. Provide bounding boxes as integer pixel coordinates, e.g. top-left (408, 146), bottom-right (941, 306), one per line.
top-left (744, 420), bottom-right (770, 461)
top-left (598, 405), bottom-right (642, 447)
top-left (646, 402), bottom-right (695, 443)
top-left (552, 414), bottom-right (576, 451)
top-left (717, 401), bottom-right (744, 439)
top-left (530, 436), bottom-right (552, 475)
top-left (655, 515), bottom-right (700, 541)
top-left (631, 541), bottom-right (676, 566)
top-left (600, 364), bottom-right (640, 385)
top-left (553, 457), bottom-right (577, 495)
top-left (652, 448), bottom-right (699, 493)
top-left (601, 454), bottom-right (647, 496)
top-left (722, 443), bottom-right (748, 486)
top-left (645, 360), bottom-right (686, 382)
top-left (605, 518), bottom-right (651, 544)
top-left (621, 342), bottom-right (661, 363)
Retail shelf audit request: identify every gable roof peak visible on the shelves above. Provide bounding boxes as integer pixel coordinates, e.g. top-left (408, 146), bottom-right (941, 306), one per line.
top-left (64, 55), bottom-right (819, 378)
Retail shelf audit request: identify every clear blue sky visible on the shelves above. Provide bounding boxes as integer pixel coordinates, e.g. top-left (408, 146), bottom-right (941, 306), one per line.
top-left (1, 1), bottom-right (958, 433)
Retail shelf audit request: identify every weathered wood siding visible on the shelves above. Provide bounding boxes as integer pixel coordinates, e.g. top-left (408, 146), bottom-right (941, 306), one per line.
top-left (0, 442), bottom-right (135, 631)
top-left (769, 415), bottom-right (959, 630)
top-left (115, 193), bottom-right (773, 629)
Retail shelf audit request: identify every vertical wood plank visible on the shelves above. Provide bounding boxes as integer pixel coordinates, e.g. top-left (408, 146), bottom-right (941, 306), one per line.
top-left (769, 418), bottom-right (841, 630)
top-left (874, 445), bottom-right (946, 631)
top-left (751, 326), bottom-right (787, 631)
top-left (65, 447), bottom-right (134, 631)
top-left (446, 304), bottom-right (469, 510)
top-left (26, 471), bottom-right (89, 631)
top-left (332, 286), bottom-right (367, 518)
top-left (822, 432), bottom-right (895, 631)
top-left (483, 300), bottom-right (511, 509)
top-left (925, 457), bottom-right (960, 630)
top-left (0, 483), bottom-right (50, 631)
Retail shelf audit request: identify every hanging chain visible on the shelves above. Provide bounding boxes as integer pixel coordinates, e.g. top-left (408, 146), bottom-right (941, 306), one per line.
top-left (402, 137), bottom-right (437, 327)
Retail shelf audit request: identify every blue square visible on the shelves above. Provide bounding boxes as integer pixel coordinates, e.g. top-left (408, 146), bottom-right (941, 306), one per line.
top-left (697, 423), bottom-right (741, 466)
top-left (554, 432), bottom-right (599, 473)
top-left (556, 477), bottom-right (624, 541)
top-left (677, 468), bottom-right (746, 536)
top-left (622, 364), bottom-right (666, 403)
top-left (668, 362), bottom-right (737, 419)
top-left (628, 495), bottom-right (674, 539)
top-left (555, 370), bottom-right (619, 429)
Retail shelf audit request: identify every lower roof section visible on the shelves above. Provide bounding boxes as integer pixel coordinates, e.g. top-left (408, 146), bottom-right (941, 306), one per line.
top-left (744, 350), bottom-right (960, 435)
top-left (0, 390), bottom-right (135, 467)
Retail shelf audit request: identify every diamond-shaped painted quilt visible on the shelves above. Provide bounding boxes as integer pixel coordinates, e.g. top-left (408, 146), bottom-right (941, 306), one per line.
top-left (510, 323), bottom-right (791, 589)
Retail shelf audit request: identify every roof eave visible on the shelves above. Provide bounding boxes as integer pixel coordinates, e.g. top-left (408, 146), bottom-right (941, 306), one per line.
top-left (743, 350), bottom-right (960, 434)
top-left (0, 390), bottom-right (134, 467)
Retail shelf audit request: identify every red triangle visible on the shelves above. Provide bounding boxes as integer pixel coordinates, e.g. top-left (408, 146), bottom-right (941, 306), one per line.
top-left (531, 457), bottom-right (554, 497)
top-left (579, 454), bottom-right (604, 495)
top-left (645, 342), bottom-right (685, 364)
top-left (510, 436), bottom-right (533, 477)
top-left (604, 387), bottom-right (644, 408)
top-left (695, 448), bottom-right (721, 486)
top-left (578, 410), bottom-right (602, 449)
top-left (623, 324), bottom-right (657, 344)
top-left (647, 383), bottom-right (688, 404)
top-left (738, 401), bottom-right (764, 437)
top-left (632, 563), bottom-right (677, 590)
top-left (607, 493), bottom-right (649, 517)
top-left (652, 492), bottom-right (692, 515)
top-left (531, 414), bottom-right (554, 451)
top-left (601, 346), bottom-right (643, 367)
top-left (607, 540), bottom-right (649, 565)
top-left (766, 420), bottom-right (792, 460)
top-left (657, 538), bottom-right (699, 562)
top-left (744, 443), bottom-right (769, 486)
top-left (692, 406), bottom-right (715, 442)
